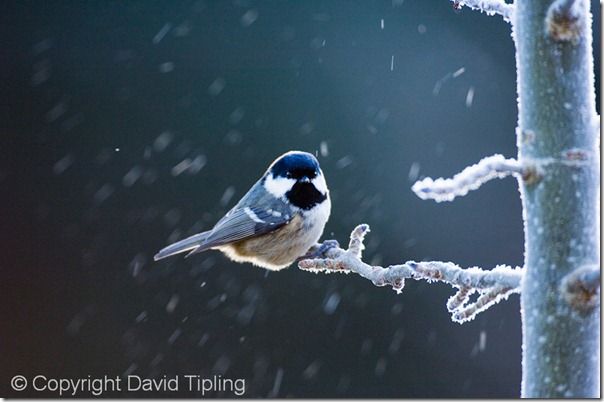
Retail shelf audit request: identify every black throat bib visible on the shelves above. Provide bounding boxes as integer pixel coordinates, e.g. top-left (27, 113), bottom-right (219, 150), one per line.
top-left (286, 182), bottom-right (326, 210)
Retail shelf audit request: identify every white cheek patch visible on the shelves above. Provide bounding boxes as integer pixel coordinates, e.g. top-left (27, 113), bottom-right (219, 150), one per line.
top-left (312, 173), bottom-right (328, 195)
top-left (264, 174), bottom-right (295, 198)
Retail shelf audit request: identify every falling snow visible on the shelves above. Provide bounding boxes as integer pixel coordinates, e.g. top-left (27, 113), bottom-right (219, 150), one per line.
top-left (153, 23), bottom-right (172, 44)
top-left (322, 292), bottom-right (341, 315)
top-left (158, 62), bottom-right (175, 73)
top-left (208, 78), bottom-right (226, 96)
top-left (466, 87), bottom-right (475, 108)
top-left (53, 154), bottom-right (74, 175)
top-left (241, 9), bottom-right (259, 27)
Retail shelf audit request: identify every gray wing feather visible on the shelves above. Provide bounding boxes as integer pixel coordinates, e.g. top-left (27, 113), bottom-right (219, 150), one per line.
top-left (187, 181), bottom-right (294, 255)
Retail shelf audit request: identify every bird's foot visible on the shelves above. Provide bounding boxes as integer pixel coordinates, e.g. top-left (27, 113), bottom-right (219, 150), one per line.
top-left (297, 239), bottom-right (341, 261)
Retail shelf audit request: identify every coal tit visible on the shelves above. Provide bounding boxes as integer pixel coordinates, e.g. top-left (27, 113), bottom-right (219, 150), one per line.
top-left (154, 150), bottom-right (331, 270)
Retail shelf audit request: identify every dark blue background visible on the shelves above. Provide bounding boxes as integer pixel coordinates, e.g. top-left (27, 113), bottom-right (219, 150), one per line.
top-left (1, 0), bottom-right (600, 397)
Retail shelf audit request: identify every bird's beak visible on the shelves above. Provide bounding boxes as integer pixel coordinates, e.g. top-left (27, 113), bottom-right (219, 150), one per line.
top-left (300, 176), bottom-right (311, 183)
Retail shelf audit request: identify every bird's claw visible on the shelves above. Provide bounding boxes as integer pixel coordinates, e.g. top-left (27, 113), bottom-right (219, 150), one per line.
top-left (297, 239), bottom-right (341, 261)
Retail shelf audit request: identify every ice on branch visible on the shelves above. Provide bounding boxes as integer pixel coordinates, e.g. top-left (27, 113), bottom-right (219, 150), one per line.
top-left (299, 225), bottom-right (523, 324)
top-left (452, 0), bottom-right (514, 22)
top-left (411, 154), bottom-right (522, 202)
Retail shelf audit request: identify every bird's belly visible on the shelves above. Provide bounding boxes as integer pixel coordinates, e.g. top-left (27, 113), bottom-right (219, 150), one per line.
top-left (219, 213), bottom-right (326, 270)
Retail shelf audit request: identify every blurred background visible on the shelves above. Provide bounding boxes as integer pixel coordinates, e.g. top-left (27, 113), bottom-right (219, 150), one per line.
top-left (1, 0), bottom-right (600, 398)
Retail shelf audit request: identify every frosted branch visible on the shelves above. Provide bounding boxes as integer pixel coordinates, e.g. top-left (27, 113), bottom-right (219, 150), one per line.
top-left (452, 0), bottom-right (514, 22)
top-left (447, 286), bottom-right (472, 311)
top-left (412, 154), bottom-right (522, 202)
top-left (299, 225), bottom-right (523, 324)
top-left (450, 285), bottom-right (516, 323)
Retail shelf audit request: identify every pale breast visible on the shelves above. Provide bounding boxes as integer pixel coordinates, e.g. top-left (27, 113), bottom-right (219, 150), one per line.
top-left (220, 199), bottom-right (330, 270)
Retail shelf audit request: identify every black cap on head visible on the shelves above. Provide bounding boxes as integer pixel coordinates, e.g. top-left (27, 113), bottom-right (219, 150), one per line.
top-left (269, 151), bottom-right (320, 180)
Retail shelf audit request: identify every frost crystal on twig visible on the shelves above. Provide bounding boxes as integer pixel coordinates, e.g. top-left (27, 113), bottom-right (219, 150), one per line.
top-left (411, 154), bottom-right (522, 202)
top-left (299, 225), bottom-right (523, 324)
top-left (452, 0), bottom-right (514, 22)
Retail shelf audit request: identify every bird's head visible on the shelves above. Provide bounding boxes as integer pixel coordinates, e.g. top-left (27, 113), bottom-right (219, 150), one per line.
top-left (264, 151), bottom-right (328, 210)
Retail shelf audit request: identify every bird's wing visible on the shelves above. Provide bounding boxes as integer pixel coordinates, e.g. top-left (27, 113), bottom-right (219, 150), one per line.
top-left (155, 202), bottom-right (291, 261)
top-left (186, 188), bottom-right (295, 256)
top-left (195, 200), bottom-right (292, 251)
top-left (155, 179), bottom-right (296, 261)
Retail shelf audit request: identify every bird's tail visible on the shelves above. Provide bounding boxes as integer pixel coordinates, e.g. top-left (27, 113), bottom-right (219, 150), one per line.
top-left (154, 231), bottom-right (210, 261)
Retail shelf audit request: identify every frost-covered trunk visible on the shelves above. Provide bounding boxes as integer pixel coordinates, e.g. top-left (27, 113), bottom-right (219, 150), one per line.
top-left (515, 0), bottom-right (600, 397)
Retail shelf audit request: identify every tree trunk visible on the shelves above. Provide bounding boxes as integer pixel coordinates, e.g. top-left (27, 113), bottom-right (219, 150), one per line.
top-left (515, 0), bottom-right (600, 397)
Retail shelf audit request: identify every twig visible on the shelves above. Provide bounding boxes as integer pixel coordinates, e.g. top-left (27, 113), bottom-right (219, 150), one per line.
top-left (452, 0), bottom-right (514, 22)
top-left (451, 285), bottom-right (516, 323)
top-left (411, 154), bottom-right (522, 202)
top-left (299, 224), bottom-right (523, 324)
top-left (447, 286), bottom-right (473, 311)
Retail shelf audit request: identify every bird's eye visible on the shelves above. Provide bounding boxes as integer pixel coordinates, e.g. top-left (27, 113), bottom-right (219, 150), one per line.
top-left (286, 172), bottom-right (292, 178)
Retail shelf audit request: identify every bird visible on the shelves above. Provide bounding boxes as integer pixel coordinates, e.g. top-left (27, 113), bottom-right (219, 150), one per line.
top-left (154, 150), bottom-right (331, 270)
